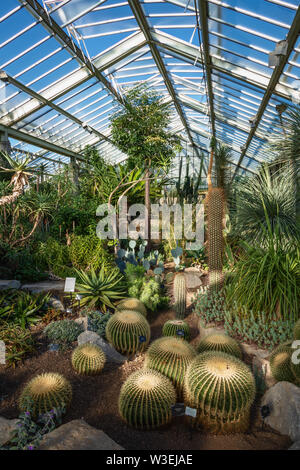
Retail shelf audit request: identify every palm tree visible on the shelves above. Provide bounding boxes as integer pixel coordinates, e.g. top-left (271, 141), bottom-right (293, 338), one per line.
top-left (0, 153), bottom-right (35, 206)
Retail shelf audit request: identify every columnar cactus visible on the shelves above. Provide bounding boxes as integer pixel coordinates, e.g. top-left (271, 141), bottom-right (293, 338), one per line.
top-left (19, 373), bottom-right (72, 417)
top-left (119, 369), bottom-right (176, 429)
top-left (71, 343), bottom-right (106, 375)
top-left (293, 319), bottom-right (300, 340)
top-left (105, 309), bottom-right (150, 354)
top-left (207, 187), bottom-right (225, 293)
top-left (144, 337), bottom-right (196, 398)
top-left (184, 351), bottom-right (256, 434)
top-left (116, 298), bottom-right (147, 317)
top-left (197, 333), bottom-right (242, 359)
top-left (173, 273), bottom-right (186, 319)
top-left (269, 341), bottom-right (296, 383)
top-left (162, 319), bottom-right (190, 341)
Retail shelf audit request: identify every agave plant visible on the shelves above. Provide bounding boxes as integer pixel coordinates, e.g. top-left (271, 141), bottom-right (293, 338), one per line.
top-left (75, 266), bottom-right (126, 310)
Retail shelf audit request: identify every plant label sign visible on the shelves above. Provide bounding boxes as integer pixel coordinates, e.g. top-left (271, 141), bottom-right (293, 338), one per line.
top-left (176, 329), bottom-right (185, 336)
top-left (171, 403), bottom-right (185, 417)
top-left (64, 277), bottom-right (76, 293)
top-left (139, 335), bottom-right (147, 343)
top-left (185, 406), bottom-right (197, 418)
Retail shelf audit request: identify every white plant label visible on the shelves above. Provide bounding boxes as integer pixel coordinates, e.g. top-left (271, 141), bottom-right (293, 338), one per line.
top-left (185, 406), bottom-right (197, 418)
top-left (64, 277), bottom-right (76, 293)
top-left (291, 340), bottom-right (300, 365)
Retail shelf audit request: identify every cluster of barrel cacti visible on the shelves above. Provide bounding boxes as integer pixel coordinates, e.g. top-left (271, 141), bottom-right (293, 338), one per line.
top-left (173, 273), bottom-right (186, 319)
top-left (19, 372), bottom-right (72, 417)
top-left (116, 297), bottom-right (147, 317)
top-left (162, 319), bottom-right (190, 341)
top-left (72, 343), bottom-right (106, 375)
top-left (105, 309), bottom-right (150, 354)
top-left (197, 333), bottom-right (242, 359)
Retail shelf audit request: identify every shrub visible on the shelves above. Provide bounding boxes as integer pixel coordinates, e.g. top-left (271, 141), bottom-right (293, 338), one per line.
top-left (0, 289), bottom-right (50, 328)
top-left (68, 233), bottom-right (114, 272)
top-left (44, 320), bottom-right (83, 348)
top-left (130, 278), bottom-right (169, 312)
top-left (0, 324), bottom-right (35, 367)
top-left (84, 310), bottom-right (111, 339)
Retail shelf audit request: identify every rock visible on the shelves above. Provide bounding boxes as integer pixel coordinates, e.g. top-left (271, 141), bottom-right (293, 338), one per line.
top-left (77, 331), bottom-right (126, 363)
top-left (48, 297), bottom-right (65, 312)
top-left (184, 272), bottom-right (202, 290)
top-left (38, 419), bottom-right (123, 450)
top-left (48, 343), bottom-right (60, 352)
top-left (0, 416), bottom-right (18, 446)
top-left (0, 280), bottom-right (21, 290)
top-left (289, 441), bottom-right (300, 450)
top-left (21, 281), bottom-right (65, 293)
top-left (261, 381), bottom-right (300, 441)
top-left (74, 316), bottom-right (88, 331)
top-left (252, 355), bottom-right (275, 389)
top-left (241, 342), bottom-right (269, 359)
top-left (198, 319), bottom-right (226, 339)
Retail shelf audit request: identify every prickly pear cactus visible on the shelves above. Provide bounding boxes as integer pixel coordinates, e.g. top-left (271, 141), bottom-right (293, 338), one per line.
top-left (106, 309), bottom-right (150, 355)
top-left (71, 343), bottom-right (106, 375)
top-left (116, 298), bottom-right (147, 317)
top-left (162, 319), bottom-right (190, 341)
top-left (173, 273), bottom-right (186, 319)
top-left (184, 351), bottom-right (256, 434)
top-left (197, 333), bottom-right (242, 359)
top-left (19, 373), bottom-right (72, 417)
top-left (119, 369), bottom-right (176, 429)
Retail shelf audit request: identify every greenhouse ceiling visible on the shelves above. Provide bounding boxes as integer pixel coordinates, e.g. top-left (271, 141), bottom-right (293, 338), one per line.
top-left (0, 0), bottom-right (300, 177)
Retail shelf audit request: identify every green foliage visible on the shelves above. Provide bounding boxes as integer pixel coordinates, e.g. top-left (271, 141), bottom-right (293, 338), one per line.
top-left (173, 273), bottom-right (186, 319)
top-left (75, 266), bottom-right (125, 310)
top-left (19, 373), bottom-right (72, 418)
top-left (184, 351), bottom-right (256, 433)
top-left (194, 286), bottom-right (225, 324)
top-left (0, 323), bottom-right (35, 367)
top-left (162, 319), bottom-right (190, 341)
top-left (144, 337), bottom-right (196, 398)
top-left (0, 289), bottom-right (50, 328)
top-left (71, 343), bottom-right (106, 375)
top-left (124, 263), bottom-right (146, 287)
top-left (84, 310), bottom-right (111, 339)
top-left (36, 237), bottom-right (71, 278)
top-left (106, 309), bottom-right (150, 354)
top-left (138, 278), bottom-right (169, 312)
top-left (118, 369), bottom-right (176, 429)
top-left (44, 320), bottom-right (83, 348)
top-left (196, 333), bottom-right (242, 359)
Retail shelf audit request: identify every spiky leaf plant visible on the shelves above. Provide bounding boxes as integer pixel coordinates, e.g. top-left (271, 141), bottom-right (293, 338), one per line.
top-left (106, 309), bottom-right (150, 354)
top-left (162, 319), bottom-right (190, 341)
top-left (19, 373), bottom-right (72, 417)
top-left (116, 298), bottom-right (147, 317)
top-left (269, 341), bottom-right (296, 384)
top-left (184, 351), bottom-right (256, 434)
top-left (173, 273), bottom-right (186, 319)
top-left (197, 333), bottom-right (242, 359)
top-left (293, 319), bottom-right (300, 340)
top-left (75, 266), bottom-right (125, 311)
top-left (119, 369), bottom-right (176, 429)
top-left (144, 337), bottom-right (196, 398)
top-left (71, 343), bottom-right (106, 375)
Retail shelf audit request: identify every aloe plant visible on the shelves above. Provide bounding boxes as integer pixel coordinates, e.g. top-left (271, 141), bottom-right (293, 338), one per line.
top-left (75, 266), bottom-right (125, 310)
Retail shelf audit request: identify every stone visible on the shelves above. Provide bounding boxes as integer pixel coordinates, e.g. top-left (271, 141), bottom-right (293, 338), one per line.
top-left (48, 296), bottom-right (65, 312)
top-left (74, 316), bottom-right (88, 331)
top-left (289, 441), bottom-right (300, 450)
top-left (21, 281), bottom-right (65, 293)
top-left (184, 272), bottom-right (202, 290)
top-left (38, 419), bottom-right (123, 450)
top-left (198, 319), bottom-right (226, 339)
top-left (261, 381), bottom-right (300, 441)
top-left (0, 416), bottom-right (18, 446)
top-left (0, 280), bottom-right (21, 290)
top-left (48, 343), bottom-right (60, 352)
top-left (77, 331), bottom-right (126, 363)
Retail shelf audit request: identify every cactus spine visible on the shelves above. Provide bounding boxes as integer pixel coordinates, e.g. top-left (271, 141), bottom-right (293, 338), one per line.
top-left (116, 298), bottom-right (147, 317)
top-left (269, 341), bottom-right (296, 383)
top-left (197, 333), bottom-right (242, 359)
top-left (19, 373), bottom-right (72, 417)
top-left (184, 351), bottom-right (256, 434)
top-left (162, 319), bottom-right (190, 341)
top-left (173, 273), bottom-right (186, 319)
top-left (144, 337), bottom-right (196, 399)
top-left (119, 369), bottom-right (176, 429)
top-left (72, 343), bottom-right (106, 375)
top-left (105, 309), bottom-right (150, 354)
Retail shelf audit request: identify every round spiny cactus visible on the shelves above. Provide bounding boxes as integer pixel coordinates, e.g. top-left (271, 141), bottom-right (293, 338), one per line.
top-left (184, 351), bottom-right (256, 434)
top-left (293, 319), bottom-right (300, 340)
top-left (162, 319), bottom-right (190, 341)
top-left (144, 337), bottom-right (196, 398)
top-left (270, 341), bottom-right (296, 383)
top-left (19, 373), bottom-right (72, 417)
top-left (119, 369), bottom-right (176, 429)
top-left (116, 298), bottom-right (147, 317)
top-left (106, 309), bottom-right (150, 355)
top-left (71, 343), bottom-right (106, 375)
top-left (197, 333), bottom-right (242, 359)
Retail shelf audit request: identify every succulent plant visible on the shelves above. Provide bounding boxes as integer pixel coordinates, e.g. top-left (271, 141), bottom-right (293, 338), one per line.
top-left (207, 187), bottom-right (225, 293)
top-left (293, 319), bottom-right (300, 340)
top-left (116, 298), bottom-right (147, 317)
top-left (173, 273), bottom-right (186, 319)
top-left (118, 369), bottom-right (176, 429)
top-left (197, 333), bottom-right (242, 359)
top-left (19, 373), bottom-right (72, 417)
top-left (162, 319), bottom-right (190, 341)
top-left (106, 309), bottom-right (150, 354)
top-left (184, 351), bottom-right (256, 434)
top-left (144, 337), bottom-right (196, 398)
top-left (71, 343), bottom-right (106, 375)
top-left (269, 341), bottom-right (296, 383)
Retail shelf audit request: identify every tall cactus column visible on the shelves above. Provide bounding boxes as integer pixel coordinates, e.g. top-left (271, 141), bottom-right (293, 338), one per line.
top-left (207, 187), bottom-right (225, 292)
top-left (173, 273), bottom-right (187, 319)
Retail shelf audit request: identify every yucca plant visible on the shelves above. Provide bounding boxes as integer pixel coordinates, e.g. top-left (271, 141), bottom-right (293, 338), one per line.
top-left (75, 266), bottom-right (125, 311)
top-left (0, 153), bottom-right (36, 206)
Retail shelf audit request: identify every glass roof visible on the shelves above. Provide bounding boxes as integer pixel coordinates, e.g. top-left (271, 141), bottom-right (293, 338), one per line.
top-left (0, 0), bottom-right (299, 176)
